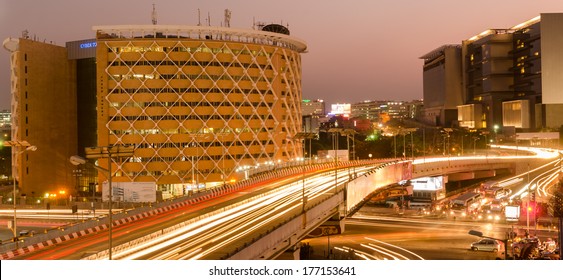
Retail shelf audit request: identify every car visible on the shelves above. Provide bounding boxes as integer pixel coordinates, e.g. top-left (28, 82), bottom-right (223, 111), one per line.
top-left (471, 238), bottom-right (501, 252)
top-left (18, 230), bottom-right (36, 237)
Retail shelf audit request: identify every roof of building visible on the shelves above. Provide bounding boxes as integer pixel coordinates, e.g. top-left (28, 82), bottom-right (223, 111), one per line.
top-left (419, 44), bottom-right (461, 60)
top-left (92, 25), bottom-right (307, 53)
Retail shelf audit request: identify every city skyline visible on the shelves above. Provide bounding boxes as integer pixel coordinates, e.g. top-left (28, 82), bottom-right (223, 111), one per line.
top-left (2, 0), bottom-right (563, 109)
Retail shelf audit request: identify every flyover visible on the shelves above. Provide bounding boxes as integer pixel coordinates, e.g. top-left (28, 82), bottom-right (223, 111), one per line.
top-left (0, 146), bottom-right (556, 260)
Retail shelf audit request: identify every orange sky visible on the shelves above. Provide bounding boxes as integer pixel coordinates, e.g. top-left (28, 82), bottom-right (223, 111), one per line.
top-left (2, 0), bottom-right (563, 109)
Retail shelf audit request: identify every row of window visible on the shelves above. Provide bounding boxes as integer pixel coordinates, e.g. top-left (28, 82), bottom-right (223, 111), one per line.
top-left (109, 60), bottom-right (274, 70)
top-left (135, 139), bottom-right (272, 149)
top-left (110, 73), bottom-right (273, 83)
top-left (128, 152), bottom-right (273, 163)
top-left (109, 100), bottom-right (274, 108)
top-left (110, 114), bottom-right (275, 121)
top-left (110, 127), bottom-right (274, 136)
top-left (108, 46), bottom-right (272, 58)
top-left (109, 87), bottom-right (274, 95)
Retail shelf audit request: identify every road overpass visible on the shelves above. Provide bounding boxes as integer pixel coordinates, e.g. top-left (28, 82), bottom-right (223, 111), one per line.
top-left (0, 146), bottom-right (556, 260)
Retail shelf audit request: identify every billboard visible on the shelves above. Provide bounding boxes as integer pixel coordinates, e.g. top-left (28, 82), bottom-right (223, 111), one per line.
top-left (505, 205), bottom-right (520, 221)
top-left (102, 181), bottom-right (157, 202)
top-left (410, 176), bottom-right (444, 191)
top-left (330, 103), bottom-right (351, 115)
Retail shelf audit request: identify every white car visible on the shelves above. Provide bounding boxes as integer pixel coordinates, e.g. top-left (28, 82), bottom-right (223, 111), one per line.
top-left (471, 238), bottom-right (501, 252)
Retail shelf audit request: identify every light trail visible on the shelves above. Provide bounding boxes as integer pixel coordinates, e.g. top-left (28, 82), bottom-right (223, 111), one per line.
top-left (365, 237), bottom-right (425, 260)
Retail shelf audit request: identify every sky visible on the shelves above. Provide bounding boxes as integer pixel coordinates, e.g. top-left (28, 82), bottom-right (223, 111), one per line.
top-left (2, 0), bottom-right (563, 110)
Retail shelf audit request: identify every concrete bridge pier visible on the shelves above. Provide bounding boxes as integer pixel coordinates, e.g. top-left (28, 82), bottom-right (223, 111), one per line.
top-left (277, 244), bottom-right (301, 260)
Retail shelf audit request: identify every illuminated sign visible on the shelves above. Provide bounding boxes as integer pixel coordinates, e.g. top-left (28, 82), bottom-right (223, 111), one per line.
top-left (505, 205), bottom-right (520, 221)
top-left (80, 42), bottom-right (97, 49)
top-left (330, 103), bottom-right (351, 115)
top-left (411, 176), bottom-right (444, 190)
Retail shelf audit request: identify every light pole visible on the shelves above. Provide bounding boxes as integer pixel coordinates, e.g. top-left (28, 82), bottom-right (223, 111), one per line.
top-left (328, 128), bottom-right (344, 194)
top-left (4, 140), bottom-right (37, 242)
top-left (443, 128), bottom-right (453, 156)
top-left (79, 145), bottom-right (134, 260)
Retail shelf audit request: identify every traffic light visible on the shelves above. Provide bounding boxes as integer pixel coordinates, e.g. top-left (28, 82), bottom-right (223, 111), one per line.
top-left (72, 205), bottom-right (78, 213)
top-left (530, 192), bottom-right (535, 202)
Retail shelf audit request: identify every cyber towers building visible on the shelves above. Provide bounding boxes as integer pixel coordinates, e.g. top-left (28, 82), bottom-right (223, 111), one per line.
top-left (3, 23), bottom-right (307, 199)
top-left (94, 25), bottom-right (307, 197)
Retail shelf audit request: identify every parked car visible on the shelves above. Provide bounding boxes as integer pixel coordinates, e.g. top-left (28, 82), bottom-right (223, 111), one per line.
top-left (471, 238), bottom-right (501, 252)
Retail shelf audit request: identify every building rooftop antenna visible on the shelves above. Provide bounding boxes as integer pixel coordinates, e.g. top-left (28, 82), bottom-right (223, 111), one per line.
top-left (224, 9), bottom-right (231, 28)
top-left (151, 4), bottom-right (158, 25)
top-left (198, 8), bottom-right (201, 26)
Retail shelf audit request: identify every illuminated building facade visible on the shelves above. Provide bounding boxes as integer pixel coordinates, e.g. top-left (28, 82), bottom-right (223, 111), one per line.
top-left (424, 13), bottom-right (563, 131)
top-left (2, 37), bottom-right (78, 198)
top-left (94, 25), bottom-right (307, 197)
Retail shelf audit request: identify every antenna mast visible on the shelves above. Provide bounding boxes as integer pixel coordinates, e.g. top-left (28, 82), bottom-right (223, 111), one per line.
top-left (151, 4), bottom-right (157, 25)
top-left (224, 9), bottom-right (231, 28)
top-left (198, 9), bottom-right (201, 26)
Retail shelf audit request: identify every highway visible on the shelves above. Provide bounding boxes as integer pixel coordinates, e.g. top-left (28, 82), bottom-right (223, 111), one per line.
top-left (303, 210), bottom-right (558, 260)
top-left (11, 164), bottom-right (378, 260)
top-left (4, 147), bottom-right (560, 260)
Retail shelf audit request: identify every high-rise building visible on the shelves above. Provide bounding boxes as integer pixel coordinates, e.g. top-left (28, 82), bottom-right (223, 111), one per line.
top-left (3, 22), bottom-right (307, 199)
top-left (94, 24), bottom-right (307, 198)
top-left (462, 29), bottom-right (515, 130)
top-left (419, 45), bottom-right (463, 127)
top-left (425, 13), bottom-right (563, 131)
top-left (3, 37), bottom-right (78, 198)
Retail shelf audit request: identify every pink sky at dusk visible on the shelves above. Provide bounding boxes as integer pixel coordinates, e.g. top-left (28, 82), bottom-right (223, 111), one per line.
top-left (2, 0), bottom-right (563, 110)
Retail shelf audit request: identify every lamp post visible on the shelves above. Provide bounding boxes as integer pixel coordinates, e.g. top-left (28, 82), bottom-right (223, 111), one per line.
top-left (328, 128), bottom-right (344, 194)
top-left (442, 128), bottom-right (453, 156)
top-left (4, 140), bottom-right (37, 242)
top-left (79, 145), bottom-right (134, 260)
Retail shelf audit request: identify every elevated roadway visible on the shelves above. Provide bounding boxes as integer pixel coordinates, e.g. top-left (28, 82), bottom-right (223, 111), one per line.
top-left (1, 146), bottom-right (557, 260)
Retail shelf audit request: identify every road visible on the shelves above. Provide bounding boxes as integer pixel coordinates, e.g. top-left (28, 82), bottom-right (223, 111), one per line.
top-left (302, 209), bottom-right (558, 260)
top-left (10, 164), bottom-right (379, 260)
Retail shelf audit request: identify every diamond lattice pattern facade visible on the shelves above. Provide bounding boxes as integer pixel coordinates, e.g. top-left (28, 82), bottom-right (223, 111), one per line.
top-left (94, 26), bottom-right (307, 197)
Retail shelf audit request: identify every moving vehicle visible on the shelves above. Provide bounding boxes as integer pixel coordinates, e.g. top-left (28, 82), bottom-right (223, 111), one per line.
top-left (471, 238), bottom-right (501, 252)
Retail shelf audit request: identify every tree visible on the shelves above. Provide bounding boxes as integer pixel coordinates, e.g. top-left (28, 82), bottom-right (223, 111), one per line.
top-left (548, 179), bottom-right (563, 260)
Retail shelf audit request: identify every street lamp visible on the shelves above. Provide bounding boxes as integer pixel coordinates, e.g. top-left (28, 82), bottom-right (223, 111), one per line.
top-left (74, 145), bottom-right (134, 260)
top-left (4, 140), bottom-right (37, 242)
top-left (328, 128), bottom-right (345, 194)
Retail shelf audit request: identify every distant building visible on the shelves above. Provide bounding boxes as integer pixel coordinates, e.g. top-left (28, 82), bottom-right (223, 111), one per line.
top-left (0, 109), bottom-right (10, 128)
top-left (419, 45), bottom-right (463, 127)
top-left (350, 100), bottom-right (387, 121)
top-left (383, 101), bottom-right (410, 120)
top-left (302, 99), bottom-right (325, 116)
top-left (424, 13), bottom-right (563, 132)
